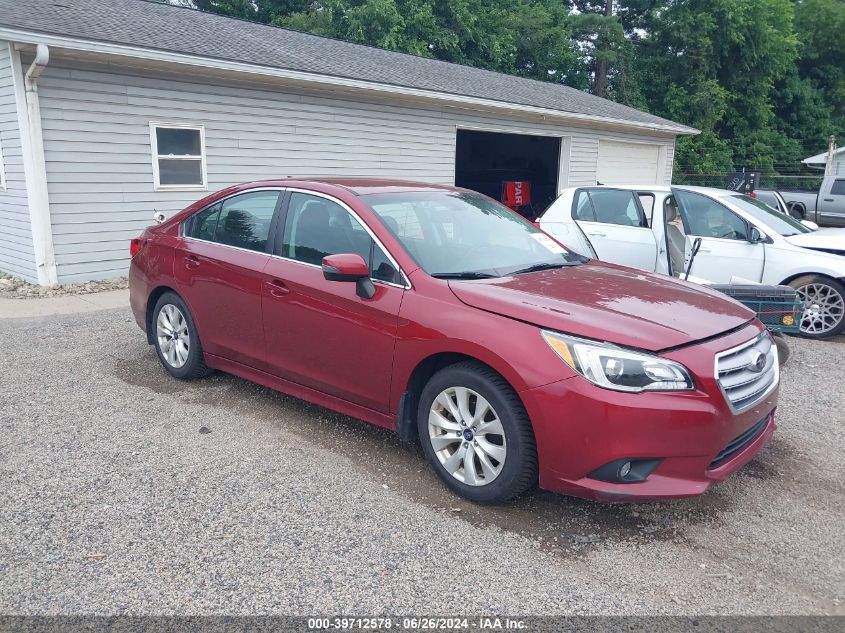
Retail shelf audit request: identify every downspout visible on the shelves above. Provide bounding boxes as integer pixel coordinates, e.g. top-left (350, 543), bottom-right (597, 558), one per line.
top-left (23, 44), bottom-right (58, 286)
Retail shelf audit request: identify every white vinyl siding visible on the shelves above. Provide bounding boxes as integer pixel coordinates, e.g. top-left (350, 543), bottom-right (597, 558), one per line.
top-left (0, 41), bottom-right (36, 282)
top-left (596, 140), bottom-right (666, 185)
top-left (33, 56), bottom-right (677, 283)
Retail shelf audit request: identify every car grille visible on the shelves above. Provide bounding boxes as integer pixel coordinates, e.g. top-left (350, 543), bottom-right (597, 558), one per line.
top-left (709, 415), bottom-right (769, 469)
top-left (715, 333), bottom-right (779, 412)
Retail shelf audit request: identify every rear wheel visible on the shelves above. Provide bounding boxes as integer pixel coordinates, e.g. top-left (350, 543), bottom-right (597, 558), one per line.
top-left (152, 292), bottom-right (211, 379)
top-left (788, 275), bottom-right (845, 338)
top-left (417, 361), bottom-right (537, 503)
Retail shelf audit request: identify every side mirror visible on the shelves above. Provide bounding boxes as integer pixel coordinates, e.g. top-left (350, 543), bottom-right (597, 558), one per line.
top-left (748, 226), bottom-right (767, 244)
top-left (801, 219), bottom-right (819, 231)
top-left (321, 253), bottom-right (375, 299)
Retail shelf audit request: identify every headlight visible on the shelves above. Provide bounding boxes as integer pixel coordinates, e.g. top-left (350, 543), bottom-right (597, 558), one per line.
top-left (541, 330), bottom-right (694, 393)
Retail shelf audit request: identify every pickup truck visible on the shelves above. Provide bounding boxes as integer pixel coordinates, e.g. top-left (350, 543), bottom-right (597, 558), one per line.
top-left (756, 175), bottom-right (845, 226)
top-left (538, 185), bottom-right (845, 338)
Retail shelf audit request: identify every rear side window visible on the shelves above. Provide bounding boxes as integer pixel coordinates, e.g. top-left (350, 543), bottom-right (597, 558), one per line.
top-left (183, 190), bottom-right (280, 253)
top-left (830, 179), bottom-right (845, 196)
top-left (215, 191), bottom-right (279, 251)
top-left (572, 189), bottom-right (647, 227)
top-left (184, 202), bottom-right (221, 241)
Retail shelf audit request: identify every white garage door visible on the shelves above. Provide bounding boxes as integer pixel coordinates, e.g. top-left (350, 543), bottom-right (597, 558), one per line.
top-left (597, 140), bottom-right (662, 185)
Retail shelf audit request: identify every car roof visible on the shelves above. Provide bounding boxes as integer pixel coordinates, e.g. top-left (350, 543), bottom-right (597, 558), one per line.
top-left (561, 184), bottom-right (743, 197)
top-left (238, 177), bottom-right (463, 196)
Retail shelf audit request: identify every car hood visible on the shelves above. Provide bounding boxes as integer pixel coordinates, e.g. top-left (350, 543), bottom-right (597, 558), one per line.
top-left (784, 228), bottom-right (845, 252)
top-left (448, 262), bottom-right (755, 352)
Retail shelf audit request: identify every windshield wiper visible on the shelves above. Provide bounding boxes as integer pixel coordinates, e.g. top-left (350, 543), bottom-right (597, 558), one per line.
top-left (431, 271), bottom-right (499, 280)
top-left (510, 262), bottom-right (569, 275)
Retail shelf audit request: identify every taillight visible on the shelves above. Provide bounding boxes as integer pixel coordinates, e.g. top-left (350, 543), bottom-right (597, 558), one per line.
top-left (130, 237), bottom-right (145, 258)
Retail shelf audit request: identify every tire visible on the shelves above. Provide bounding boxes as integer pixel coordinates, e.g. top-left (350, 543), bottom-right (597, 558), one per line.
top-left (417, 361), bottom-right (538, 503)
top-left (151, 291), bottom-right (211, 379)
top-left (787, 202), bottom-right (806, 220)
top-left (788, 275), bottom-right (845, 339)
top-left (772, 332), bottom-right (790, 366)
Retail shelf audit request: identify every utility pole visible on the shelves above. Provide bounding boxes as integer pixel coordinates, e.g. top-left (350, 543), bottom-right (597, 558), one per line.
top-left (594, 0), bottom-right (614, 99)
top-left (826, 135), bottom-right (837, 176)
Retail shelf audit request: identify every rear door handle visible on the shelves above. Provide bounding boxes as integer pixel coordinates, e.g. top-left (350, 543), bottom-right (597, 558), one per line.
top-left (265, 279), bottom-right (290, 298)
top-left (184, 254), bottom-right (200, 270)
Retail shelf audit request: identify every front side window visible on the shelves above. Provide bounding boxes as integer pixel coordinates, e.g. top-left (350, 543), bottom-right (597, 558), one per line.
top-left (363, 191), bottom-right (584, 278)
top-left (830, 179), bottom-right (845, 196)
top-left (674, 190), bottom-right (749, 241)
top-left (280, 193), bottom-right (401, 284)
top-left (183, 190), bottom-right (279, 253)
top-left (150, 123), bottom-right (206, 189)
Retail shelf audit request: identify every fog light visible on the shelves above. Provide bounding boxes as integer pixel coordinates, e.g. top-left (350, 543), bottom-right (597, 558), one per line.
top-left (783, 315), bottom-right (795, 326)
top-left (588, 458), bottom-right (662, 483)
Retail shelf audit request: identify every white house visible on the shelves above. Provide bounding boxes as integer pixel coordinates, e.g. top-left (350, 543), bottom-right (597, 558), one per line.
top-left (0, 0), bottom-right (696, 286)
top-left (802, 147), bottom-right (845, 176)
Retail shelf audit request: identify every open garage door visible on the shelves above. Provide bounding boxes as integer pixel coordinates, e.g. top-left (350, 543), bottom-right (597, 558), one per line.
top-left (455, 129), bottom-right (561, 219)
top-left (597, 140), bottom-right (662, 185)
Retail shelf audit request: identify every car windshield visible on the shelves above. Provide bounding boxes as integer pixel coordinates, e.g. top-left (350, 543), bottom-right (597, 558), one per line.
top-left (361, 191), bottom-right (584, 278)
top-left (728, 194), bottom-right (812, 236)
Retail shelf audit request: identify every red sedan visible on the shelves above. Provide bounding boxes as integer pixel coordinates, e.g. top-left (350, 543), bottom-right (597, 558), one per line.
top-left (129, 179), bottom-right (778, 503)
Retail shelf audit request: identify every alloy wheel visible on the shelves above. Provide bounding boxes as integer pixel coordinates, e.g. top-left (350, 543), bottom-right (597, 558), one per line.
top-left (795, 283), bottom-right (845, 336)
top-left (428, 386), bottom-right (507, 486)
top-left (156, 304), bottom-right (190, 368)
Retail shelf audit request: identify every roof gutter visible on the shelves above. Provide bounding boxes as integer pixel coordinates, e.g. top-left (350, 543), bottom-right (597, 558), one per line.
top-left (0, 27), bottom-right (699, 136)
top-left (10, 41), bottom-right (57, 286)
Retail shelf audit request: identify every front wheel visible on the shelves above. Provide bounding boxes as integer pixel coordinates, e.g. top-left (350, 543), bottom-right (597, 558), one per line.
top-left (788, 275), bottom-right (845, 338)
top-left (417, 362), bottom-right (538, 503)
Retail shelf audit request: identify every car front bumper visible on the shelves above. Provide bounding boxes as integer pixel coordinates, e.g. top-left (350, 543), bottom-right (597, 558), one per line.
top-left (521, 322), bottom-right (778, 502)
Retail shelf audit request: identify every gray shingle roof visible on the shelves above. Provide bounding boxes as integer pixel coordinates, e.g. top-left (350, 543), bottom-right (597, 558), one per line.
top-left (0, 0), bottom-right (696, 134)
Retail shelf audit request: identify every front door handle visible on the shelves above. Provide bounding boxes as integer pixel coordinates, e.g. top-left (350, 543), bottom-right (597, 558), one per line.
top-left (265, 279), bottom-right (290, 298)
top-left (587, 232), bottom-right (606, 238)
top-left (184, 254), bottom-right (200, 270)
top-left (823, 198), bottom-right (834, 202)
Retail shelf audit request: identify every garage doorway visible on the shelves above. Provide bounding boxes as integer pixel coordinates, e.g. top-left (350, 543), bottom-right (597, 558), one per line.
top-left (455, 129), bottom-right (561, 219)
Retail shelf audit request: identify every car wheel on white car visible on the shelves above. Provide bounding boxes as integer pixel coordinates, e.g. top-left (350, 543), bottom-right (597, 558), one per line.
top-left (417, 361), bottom-right (538, 503)
top-left (788, 275), bottom-right (845, 338)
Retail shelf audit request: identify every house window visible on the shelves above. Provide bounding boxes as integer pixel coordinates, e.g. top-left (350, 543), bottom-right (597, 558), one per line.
top-left (150, 122), bottom-right (206, 190)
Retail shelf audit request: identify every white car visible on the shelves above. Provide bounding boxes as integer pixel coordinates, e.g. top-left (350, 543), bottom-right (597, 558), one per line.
top-left (538, 185), bottom-right (845, 338)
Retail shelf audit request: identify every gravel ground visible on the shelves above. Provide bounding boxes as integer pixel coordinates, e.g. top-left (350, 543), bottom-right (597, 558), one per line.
top-left (0, 307), bottom-right (843, 615)
top-left (0, 274), bottom-right (128, 299)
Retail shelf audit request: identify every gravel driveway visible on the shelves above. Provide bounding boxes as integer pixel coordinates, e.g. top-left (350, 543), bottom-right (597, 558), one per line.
top-left (0, 307), bottom-right (843, 615)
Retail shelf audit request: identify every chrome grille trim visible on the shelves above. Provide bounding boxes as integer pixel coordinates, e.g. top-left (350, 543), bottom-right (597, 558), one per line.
top-left (714, 333), bottom-right (779, 413)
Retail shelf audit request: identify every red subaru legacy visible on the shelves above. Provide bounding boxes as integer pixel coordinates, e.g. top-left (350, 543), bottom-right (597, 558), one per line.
top-left (129, 179), bottom-right (778, 503)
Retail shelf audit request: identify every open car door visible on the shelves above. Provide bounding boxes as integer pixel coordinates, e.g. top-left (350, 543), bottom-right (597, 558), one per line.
top-left (673, 189), bottom-right (765, 284)
top-left (572, 188), bottom-right (658, 271)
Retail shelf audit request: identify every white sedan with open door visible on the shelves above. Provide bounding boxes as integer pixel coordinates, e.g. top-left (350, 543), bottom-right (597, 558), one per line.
top-left (538, 185), bottom-right (845, 338)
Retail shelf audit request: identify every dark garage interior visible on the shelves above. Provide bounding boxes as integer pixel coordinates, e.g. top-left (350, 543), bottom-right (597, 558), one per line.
top-left (455, 129), bottom-right (561, 219)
